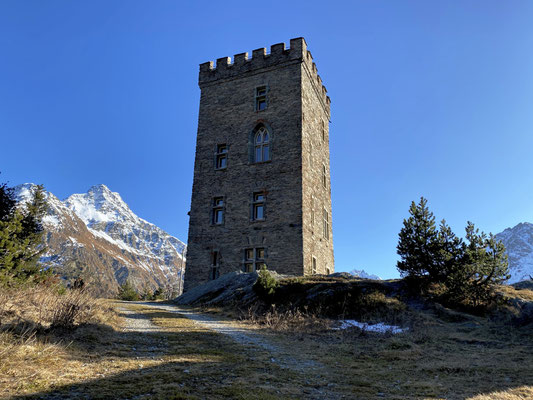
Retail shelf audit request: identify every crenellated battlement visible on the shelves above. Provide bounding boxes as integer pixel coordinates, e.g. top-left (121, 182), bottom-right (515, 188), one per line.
top-left (199, 37), bottom-right (330, 107)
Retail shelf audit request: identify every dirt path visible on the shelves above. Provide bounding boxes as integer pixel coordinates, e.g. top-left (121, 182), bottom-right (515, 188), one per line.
top-left (120, 302), bottom-right (322, 374)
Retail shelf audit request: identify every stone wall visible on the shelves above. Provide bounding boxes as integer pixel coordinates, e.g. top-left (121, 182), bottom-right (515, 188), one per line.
top-left (184, 38), bottom-right (333, 291)
top-left (301, 51), bottom-right (335, 275)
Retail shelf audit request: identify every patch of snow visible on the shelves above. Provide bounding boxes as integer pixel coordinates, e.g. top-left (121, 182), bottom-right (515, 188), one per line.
top-left (42, 215), bottom-right (60, 227)
top-left (13, 183), bottom-right (35, 203)
top-left (333, 320), bottom-right (407, 334)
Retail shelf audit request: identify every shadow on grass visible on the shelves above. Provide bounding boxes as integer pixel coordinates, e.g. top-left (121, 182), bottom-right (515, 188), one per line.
top-left (6, 303), bottom-right (533, 400)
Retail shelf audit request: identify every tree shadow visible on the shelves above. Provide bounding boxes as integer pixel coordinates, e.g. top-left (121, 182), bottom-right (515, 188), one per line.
top-left (5, 304), bottom-right (533, 400)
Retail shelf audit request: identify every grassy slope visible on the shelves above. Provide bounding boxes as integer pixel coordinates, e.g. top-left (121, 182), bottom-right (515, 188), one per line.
top-left (1, 280), bottom-right (533, 400)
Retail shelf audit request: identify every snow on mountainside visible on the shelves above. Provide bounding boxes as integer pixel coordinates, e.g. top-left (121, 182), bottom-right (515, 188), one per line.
top-left (496, 222), bottom-right (533, 284)
top-left (349, 269), bottom-right (381, 280)
top-left (14, 183), bottom-right (186, 297)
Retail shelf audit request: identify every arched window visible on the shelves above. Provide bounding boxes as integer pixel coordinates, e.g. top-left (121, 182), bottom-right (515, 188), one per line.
top-left (254, 126), bottom-right (270, 162)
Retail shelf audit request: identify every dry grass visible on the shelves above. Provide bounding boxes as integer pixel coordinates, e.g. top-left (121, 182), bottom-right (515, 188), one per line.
top-left (1, 284), bottom-right (533, 399)
top-left (0, 284), bottom-right (116, 331)
top-left (468, 386), bottom-right (533, 399)
top-left (498, 284), bottom-right (533, 301)
top-left (0, 284), bottom-right (119, 398)
top-left (241, 304), bottom-right (330, 332)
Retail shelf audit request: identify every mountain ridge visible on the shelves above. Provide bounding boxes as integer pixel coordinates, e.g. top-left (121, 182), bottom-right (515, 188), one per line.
top-left (15, 183), bottom-right (186, 297)
top-left (495, 222), bottom-right (533, 284)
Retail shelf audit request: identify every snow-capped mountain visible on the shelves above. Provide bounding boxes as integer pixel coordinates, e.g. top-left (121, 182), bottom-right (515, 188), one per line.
top-left (349, 269), bottom-right (381, 280)
top-left (496, 222), bottom-right (533, 284)
top-left (15, 184), bottom-right (186, 297)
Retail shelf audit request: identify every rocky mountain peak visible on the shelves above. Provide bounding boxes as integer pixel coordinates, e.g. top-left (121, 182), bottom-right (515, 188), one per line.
top-left (14, 183), bottom-right (186, 297)
top-left (64, 184), bottom-right (137, 227)
top-left (496, 222), bottom-right (533, 284)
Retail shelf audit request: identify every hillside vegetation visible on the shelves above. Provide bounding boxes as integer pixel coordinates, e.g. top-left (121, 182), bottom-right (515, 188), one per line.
top-left (0, 271), bottom-right (532, 399)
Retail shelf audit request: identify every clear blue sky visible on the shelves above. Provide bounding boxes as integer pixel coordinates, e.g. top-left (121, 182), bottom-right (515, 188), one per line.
top-left (2, 1), bottom-right (533, 278)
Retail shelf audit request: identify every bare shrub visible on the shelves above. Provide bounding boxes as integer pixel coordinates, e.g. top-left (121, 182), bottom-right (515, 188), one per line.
top-left (243, 304), bottom-right (328, 332)
top-left (0, 283), bottom-right (113, 332)
top-left (49, 288), bottom-right (99, 329)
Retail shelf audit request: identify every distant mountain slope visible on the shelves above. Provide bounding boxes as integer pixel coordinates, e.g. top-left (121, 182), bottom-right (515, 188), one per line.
top-left (348, 269), bottom-right (381, 280)
top-left (15, 184), bottom-right (186, 297)
top-left (495, 222), bottom-right (533, 284)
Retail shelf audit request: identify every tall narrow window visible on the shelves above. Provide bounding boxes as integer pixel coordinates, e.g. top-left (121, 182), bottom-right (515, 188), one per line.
top-left (243, 247), bottom-right (266, 272)
top-left (312, 256), bottom-right (317, 275)
top-left (215, 144), bottom-right (227, 169)
top-left (321, 121), bottom-right (326, 142)
top-left (323, 209), bottom-right (329, 240)
top-left (254, 126), bottom-right (270, 162)
top-left (210, 251), bottom-right (219, 280)
top-left (309, 143), bottom-right (313, 169)
top-left (311, 196), bottom-right (315, 235)
top-left (255, 86), bottom-right (267, 111)
top-left (252, 192), bottom-right (265, 220)
top-left (322, 164), bottom-right (327, 188)
top-left (244, 248), bottom-right (254, 272)
top-left (255, 248), bottom-right (266, 270)
top-left (212, 197), bottom-right (224, 225)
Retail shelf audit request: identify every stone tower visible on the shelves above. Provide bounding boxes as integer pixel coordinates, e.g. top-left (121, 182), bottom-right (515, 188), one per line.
top-left (184, 38), bottom-right (333, 291)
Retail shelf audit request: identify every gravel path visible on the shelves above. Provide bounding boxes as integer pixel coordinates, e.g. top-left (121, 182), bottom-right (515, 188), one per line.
top-left (119, 306), bottom-right (162, 333)
top-left (119, 302), bottom-right (322, 372)
top-left (117, 302), bottom-right (337, 399)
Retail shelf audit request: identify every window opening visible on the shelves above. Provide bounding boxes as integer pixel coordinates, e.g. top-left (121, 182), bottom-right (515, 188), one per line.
top-left (312, 257), bottom-right (317, 275)
top-left (212, 197), bottom-right (224, 225)
top-left (215, 144), bottom-right (227, 169)
top-left (311, 196), bottom-right (315, 235)
top-left (323, 209), bottom-right (329, 240)
top-left (255, 86), bottom-right (267, 111)
top-left (252, 192), bottom-right (265, 220)
top-left (243, 247), bottom-right (266, 272)
top-left (322, 164), bottom-right (327, 188)
top-left (309, 143), bottom-right (313, 169)
top-left (210, 251), bottom-right (219, 280)
top-left (254, 126), bottom-right (270, 162)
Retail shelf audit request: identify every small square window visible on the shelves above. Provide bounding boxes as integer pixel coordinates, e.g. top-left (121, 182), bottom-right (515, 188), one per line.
top-left (243, 247), bottom-right (267, 272)
top-left (245, 248), bottom-right (254, 261)
top-left (244, 263), bottom-right (254, 273)
top-left (256, 87), bottom-right (267, 97)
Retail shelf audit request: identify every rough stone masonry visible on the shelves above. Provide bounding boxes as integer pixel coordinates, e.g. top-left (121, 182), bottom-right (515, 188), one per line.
top-left (184, 37), bottom-right (334, 291)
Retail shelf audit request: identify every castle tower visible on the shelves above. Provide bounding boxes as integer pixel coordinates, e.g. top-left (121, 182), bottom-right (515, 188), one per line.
top-left (184, 38), bottom-right (333, 291)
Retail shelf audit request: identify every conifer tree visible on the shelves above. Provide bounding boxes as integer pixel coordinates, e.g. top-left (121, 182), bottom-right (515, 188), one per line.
top-left (446, 223), bottom-right (510, 305)
top-left (397, 199), bottom-right (510, 306)
top-left (117, 280), bottom-right (139, 301)
top-left (397, 197), bottom-right (441, 279)
top-left (0, 182), bottom-right (16, 221)
top-left (436, 219), bottom-right (465, 282)
top-left (0, 182), bottom-right (47, 283)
